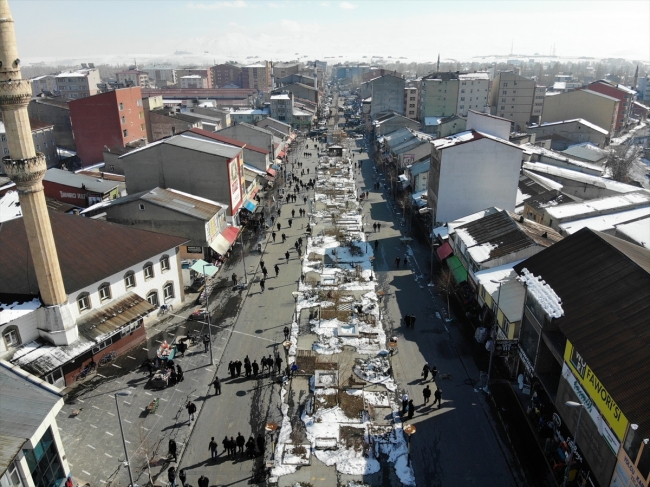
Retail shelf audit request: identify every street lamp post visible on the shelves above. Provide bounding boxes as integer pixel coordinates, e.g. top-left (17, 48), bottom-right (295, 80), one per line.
top-left (483, 277), bottom-right (508, 394)
top-left (114, 392), bottom-right (135, 487)
top-left (203, 265), bottom-right (214, 366)
top-left (265, 422), bottom-right (279, 463)
top-left (403, 424), bottom-right (416, 467)
top-left (563, 401), bottom-right (585, 487)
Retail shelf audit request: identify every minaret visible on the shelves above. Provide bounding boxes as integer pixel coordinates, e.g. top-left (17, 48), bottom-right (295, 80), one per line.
top-left (1, 0), bottom-right (74, 341)
top-left (633, 64), bottom-right (639, 90)
top-left (436, 53), bottom-right (440, 73)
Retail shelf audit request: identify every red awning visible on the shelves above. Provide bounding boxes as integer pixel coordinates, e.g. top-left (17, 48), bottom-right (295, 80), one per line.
top-left (436, 241), bottom-right (453, 261)
top-left (266, 167), bottom-right (277, 176)
top-left (209, 226), bottom-right (241, 255)
top-left (278, 150), bottom-right (286, 158)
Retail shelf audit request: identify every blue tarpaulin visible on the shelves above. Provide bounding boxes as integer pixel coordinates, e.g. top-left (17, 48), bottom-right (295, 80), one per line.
top-left (244, 200), bottom-right (257, 212)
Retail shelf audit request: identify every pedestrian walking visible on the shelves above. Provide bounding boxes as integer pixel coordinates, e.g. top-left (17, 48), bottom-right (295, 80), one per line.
top-left (198, 475), bottom-right (209, 487)
top-left (292, 209), bottom-right (295, 218)
top-left (168, 438), bottom-right (178, 462)
top-left (404, 314), bottom-right (411, 329)
top-left (212, 376), bottom-right (221, 395)
top-left (236, 433), bottom-right (246, 456)
top-left (252, 360), bottom-right (259, 377)
top-left (244, 360), bottom-right (252, 378)
top-left (373, 222), bottom-right (377, 232)
top-left (285, 251), bottom-right (290, 263)
top-left (274, 264), bottom-right (280, 277)
top-left (228, 361), bottom-right (236, 378)
top-left (275, 355), bottom-right (283, 374)
top-left (179, 469), bottom-right (187, 487)
top-left (378, 223), bottom-right (381, 231)
top-left (271, 215), bottom-right (275, 226)
top-left (203, 334), bottom-right (210, 353)
top-left (282, 233), bottom-right (287, 243)
top-left (395, 256), bottom-right (401, 267)
top-left (168, 467), bottom-right (177, 487)
top-left (209, 437), bottom-right (218, 459)
top-left (277, 222), bottom-right (281, 231)
top-left (303, 196), bottom-right (307, 204)
top-left (222, 436), bottom-right (230, 458)
top-left (288, 218), bottom-right (293, 228)
top-left (235, 360), bottom-right (242, 376)
top-left (422, 362), bottom-right (430, 381)
top-left (401, 393), bottom-right (409, 415)
top-left (262, 267), bottom-right (268, 279)
top-left (301, 272), bottom-right (305, 283)
top-left (434, 388), bottom-right (442, 408)
top-left (272, 231), bottom-right (276, 242)
top-left (423, 385), bottom-right (431, 405)
top-left (284, 326), bottom-right (290, 340)
top-left (257, 433), bottom-right (265, 454)
top-left (246, 437), bottom-right (257, 458)
top-left (403, 256), bottom-right (408, 267)
top-left (290, 362), bottom-right (298, 377)
top-left (260, 278), bottom-right (265, 293)
top-left (232, 273), bottom-right (238, 286)
top-left (229, 436), bottom-right (236, 458)
top-left (407, 399), bottom-right (415, 420)
top-left (374, 239), bottom-right (379, 251)
top-left (186, 401), bottom-right (197, 422)
top-left (176, 364), bottom-right (184, 382)
top-left (431, 365), bottom-right (438, 382)
top-left (410, 314), bottom-right (417, 329)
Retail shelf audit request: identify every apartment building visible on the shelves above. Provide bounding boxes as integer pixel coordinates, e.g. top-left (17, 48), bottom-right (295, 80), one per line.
top-left (541, 89), bottom-right (619, 137)
top-left (210, 64), bottom-right (242, 88)
top-left (68, 87), bottom-right (146, 165)
top-left (175, 68), bottom-right (213, 89)
top-left (54, 67), bottom-right (101, 99)
top-left (241, 62), bottom-right (272, 91)
top-left (404, 86), bottom-right (418, 120)
top-left (419, 72), bottom-right (459, 123)
top-left (143, 65), bottom-right (177, 87)
top-left (180, 75), bottom-right (208, 89)
top-left (456, 72), bottom-right (490, 117)
top-left (272, 63), bottom-right (300, 80)
top-left (115, 70), bottom-right (150, 88)
top-left (587, 80), bottom-right (637, 134)
top-left (30, 74), bottom-right (57, 97)
top-left (1, 119), bottom-right (58, 168)
top-left (370, 73), bottom-right (405, 118)
top-left (488, 71), bottom-right (538, 130)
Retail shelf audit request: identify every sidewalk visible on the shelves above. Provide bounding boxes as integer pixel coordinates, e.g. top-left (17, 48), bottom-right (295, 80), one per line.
top-left (56, 239), bottom-right (256, 487)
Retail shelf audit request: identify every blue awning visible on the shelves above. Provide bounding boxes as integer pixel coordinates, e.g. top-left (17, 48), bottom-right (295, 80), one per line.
top-left (244, 200), bottom-right (257, 212)
top-left (271, 164), bottom-right (281, 170)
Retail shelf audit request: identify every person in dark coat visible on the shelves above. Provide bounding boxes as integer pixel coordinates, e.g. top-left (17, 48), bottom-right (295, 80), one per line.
top-left (434, 388), bottom-right (442, 409)
top-left (410, 314), bottom-right (417, 329)
top-left (285, 251), bottom-right (290, 263)
top-left (236, 433), bottom-right (246, 457)
top-left (168, 439), bottom-right (178, 461)
top-left (197, 475), bottom-right (209, 487)
top-left (212, 376), bottom-right (221, 395)
top-left (186, 401), bottom-right (197, 422)
top-left (403, 314), bottom-right (411, 329)
top-left (401, 393), bottom-right (409, 415)
top-left (423, 385), bottom-right (431, 405)
top-left (170, 367), bottom-right (178, 385)
top-left (284, 326), bottom-right (290, 340)
top-left (202, 334), bottom-right (210, 353)
top-left (229, 437), bottom-right (236, 458)
top-left (262, 267), bottom-right (268, 279)
top-left (277, 222), bottom-right (281, 231)
top-left (275, 355), bottom-right (283, 374)
top-left (246, 437), bottom-right (257, 458)
top-left (407, 399), bottom-right (415, 419)
top-left (288, 218), bottom-right (292, 228)
top-left (374, 240), bottom-right (379, 251)
top-left (176, 340), bottom-right (187, 358)
top-left (395, 256), bottom-right (401, 267)
top-left (235, 360), bottom-right (242, 377)
top-left (282, 233), bottom-right (287, 243)
top-left (257, 434), bottom-right (265, 455)
top-left (208, 437), bottom-right (218, 459)
top-left (260, 278), bottom-right (266, 293)
top-left (422, 362), bottom-right (430, 382)
top-left (168, 467), bottom-right (177, 487)
top-left (252, 360), bottom-right (259, 377)
top-left (228, 361), bottom-right (236, 378)
top-left (146, 359), bottom-right (155, 377)
top-left (244, 360), bottom-right (252, 378)
top-left (176, 364), bottom-right (184, 382)
top-left (431, 365), bottom-right (438, 382)
top-left (222, 436), bottom-right (230, 458)
top-left (274, 264), bottom-right (280, 277)
top-left (179, 469), bottom-right (187, 487)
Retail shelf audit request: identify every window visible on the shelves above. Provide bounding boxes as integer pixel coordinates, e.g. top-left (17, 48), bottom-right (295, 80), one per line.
top-left (98, 283), bottom-right (111, 302)
top-left (77, 293), bottom-right (91, 312)
top-left (23, 428), bottom-right (64, 487)
top-left (3, 327), bottom-right (20, 348)
top-left (460, 97), bottom-right (465, 101)
top-left (139, 203), bottom-right (145, 210)
top-left (119, 102), bottom-right (124, 111)
top-left (121, 116), bottom-right (126, 124)
top-left (92, 336), bottom-right (112, 354)
top-left (124, 271), bottom-right (136, 289)
top-left (461, 89), bottom-right (465, 93)
top-left (123, 129), bottom-right (128, 137)
top-left (139, 111), bottom-right (144, 119)
top-left (500, 106), bottom-right (505, 110)
top-left (44, 142), bottom-right (48, 148)
top-left (160, 255), bottom-right (170, 272)
top-left (163, 282), bottom-right (174, 301)
top-left (144, 263), bottom-right (154, 280)
top-left (137, 99), bottom-right (143, 106)
top-left (147, 291), bottom-right (159, 307)
top-left (502, 90), bottom-right (507, 95)
top-left (1, 460), bottom-right (24, 487)
top-left (121, 318), bottom-right (142, 337)
top-left (3, 148), bottom-right (8, 155)
top-left (503, 83), bottom-right (508, 87)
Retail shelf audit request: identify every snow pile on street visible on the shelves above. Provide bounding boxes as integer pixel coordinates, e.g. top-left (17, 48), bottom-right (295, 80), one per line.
top-left (517, 268), bottom-right (564, 318)
top-left (353, 356), bottom-right (396, 391)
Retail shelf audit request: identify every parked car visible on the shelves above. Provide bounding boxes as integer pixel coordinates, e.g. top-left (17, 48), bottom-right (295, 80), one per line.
top-left (189, 308), bottom-right (209, 321)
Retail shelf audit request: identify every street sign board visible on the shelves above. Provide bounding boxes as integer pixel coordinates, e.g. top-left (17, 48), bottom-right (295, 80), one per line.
top-left (495, 339), bottom-right (518, 357)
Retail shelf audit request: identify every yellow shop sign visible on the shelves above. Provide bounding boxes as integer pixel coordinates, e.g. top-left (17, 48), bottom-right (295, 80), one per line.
top-left (564, 340), bottom-right (629, 441)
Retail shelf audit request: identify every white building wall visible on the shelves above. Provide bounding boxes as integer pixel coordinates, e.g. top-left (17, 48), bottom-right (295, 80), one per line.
top-left (457, 75), bottom-right (490, 117)
top-left (467, 110), bottom-right (511, 139)
top-left (436, 139), bottom-right (522, 223)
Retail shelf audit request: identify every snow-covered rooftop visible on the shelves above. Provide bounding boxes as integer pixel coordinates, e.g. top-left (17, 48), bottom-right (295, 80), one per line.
top-left (475, 262), bottom-right (526, 322)
top-left (517, 268), bottom-right (564, 319)
top-left (0, 298), bottom-right (41, 326)
top-left (522, 162), bottom-right (641, 194)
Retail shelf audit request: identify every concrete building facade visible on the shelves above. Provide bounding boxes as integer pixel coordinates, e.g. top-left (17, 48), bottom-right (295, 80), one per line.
top-left (54, 68), bottom-right (101, 99)
top-left (242, 62), bottom-right (272, 91)
top-left (1, 119), bottom-right (57, 168)
top-left (68, 87), bottom-right (147, 165)
top-left (456, 72), bottom-right (490, 117)
top-left (404, 86), bottom-right (418, 120)
top-left (419, 72), bottom-right (460, 122)
top-left (587, 80), bottom-right (636, 134)
top-left (541, 89), bottom-right (619, 136)
top-left (370, 74), bottom-right (405, 118)
top-left (211, 63), bottom-right (242, 88)
top-left (143, 64), bottom-right (177, 87)
top-left (27, 98), bottom-right (75, 150)
top-left (115, 70), bottom-right (150, 88)
top-left (489, 71), bottom-right (538, 131)
top-left (527, 119), bottom-right (609, 148)
top-left (180, 75), bottom-right (208, 89)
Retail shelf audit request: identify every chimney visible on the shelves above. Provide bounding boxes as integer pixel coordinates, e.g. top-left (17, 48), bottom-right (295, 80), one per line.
top-left (1, 0), bottom-right (75, 341)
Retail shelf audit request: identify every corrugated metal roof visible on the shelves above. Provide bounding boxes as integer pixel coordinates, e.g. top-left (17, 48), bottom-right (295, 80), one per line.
top-left (164, 135), bottom-right (242, 159)
top-left (0, 211), bottom-right (187, 296)
top-left (141, 188), bottom-right (223, 221)
top-left (10, 338), bottom-right (94, 377)
top-left (0, 364), bottom-right (63, 469)
top-left (44, 168), bottom-right (118, 194)
top-left (76, 292), bottom-right (155, 341)
top-left (514, 228), bottom-right (650, 439)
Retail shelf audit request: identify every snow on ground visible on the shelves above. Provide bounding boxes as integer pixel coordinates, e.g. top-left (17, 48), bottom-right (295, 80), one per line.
top-left (353, 356), bottom-right (396, 391)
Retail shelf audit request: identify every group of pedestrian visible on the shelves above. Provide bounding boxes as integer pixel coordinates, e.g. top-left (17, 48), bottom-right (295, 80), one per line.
top-left (403, 313), bottom-right (417, 329)
top-left (372, 222), bottom-right (382, 232)
top-left (220, 432), bottom-right (266, 460)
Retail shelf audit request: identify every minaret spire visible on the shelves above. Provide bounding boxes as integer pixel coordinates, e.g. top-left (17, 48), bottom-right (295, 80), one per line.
top-left (436, 53), bottom-right (440, 73)
top-left (1, 0), bottom-right (69, 313)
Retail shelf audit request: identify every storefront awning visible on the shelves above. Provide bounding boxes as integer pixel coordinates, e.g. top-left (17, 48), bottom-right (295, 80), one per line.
top-left (209, 226), bottom-right (241, 255)
top-left (436, 241), bottom-right (453, 261)
top-left (190, 259), bottom-right (218, 277)
top-left (278, 150), bottom-right (286, 158)
top-left (271, 164), bottom-right (281, 170)
top-left (447, 255), bottom-right (468, 284)
top-left (243, 199), bottom-right (258, 212)
top-left (77, 292), bottom-right (155, 341)
top-left (267, 167), bottom-right (277, 177)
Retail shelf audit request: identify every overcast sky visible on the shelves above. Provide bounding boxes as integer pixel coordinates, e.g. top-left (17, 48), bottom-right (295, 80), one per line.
top-left (10, 0), bottom-right (650, 64)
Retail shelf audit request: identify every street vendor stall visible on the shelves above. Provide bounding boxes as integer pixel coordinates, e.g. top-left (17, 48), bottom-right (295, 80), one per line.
top-left (157, 340), bottom-right (176, 362)
top-left (150, 368), bottom-right (171, 389)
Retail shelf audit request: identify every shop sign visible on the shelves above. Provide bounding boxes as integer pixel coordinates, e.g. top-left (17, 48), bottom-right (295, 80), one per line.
top-left (495, 339), bottom-right (518, 357)
top-left (562, 362), bottom-right (621, 454)
top-left (553, 413), bottom-right (561, 428)
top-left (564, 341), bottom-right (629, 441)
top-left (518, 347), bottom-right (535, 376)
top-left (622, 453), bottom-right (647, 487)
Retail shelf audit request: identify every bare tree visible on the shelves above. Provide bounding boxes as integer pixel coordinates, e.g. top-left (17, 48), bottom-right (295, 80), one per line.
top-left (435, 267), bottom-right (455, 317)
top-left (606, 145), bottom-right (642, 183)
